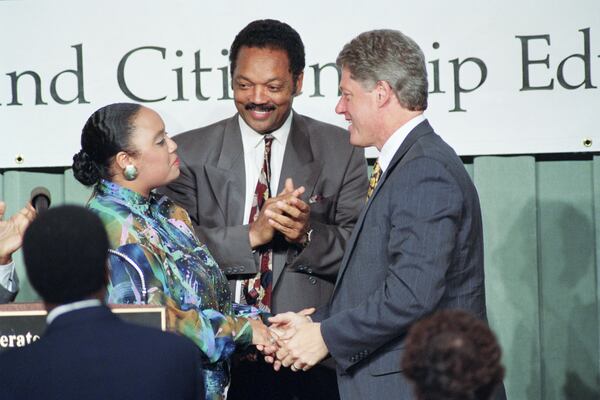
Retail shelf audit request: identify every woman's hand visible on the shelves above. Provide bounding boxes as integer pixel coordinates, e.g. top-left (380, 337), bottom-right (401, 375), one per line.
top-left (248, 318), bottom-right (278, 355)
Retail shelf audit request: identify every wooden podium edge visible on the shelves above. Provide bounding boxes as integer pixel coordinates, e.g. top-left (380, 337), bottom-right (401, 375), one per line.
top-left (0, 303), bottom-right (167, 331)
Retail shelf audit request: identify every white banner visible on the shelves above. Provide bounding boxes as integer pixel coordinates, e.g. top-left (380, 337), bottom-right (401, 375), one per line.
top-left (1, 0), bottom-right (599, 168)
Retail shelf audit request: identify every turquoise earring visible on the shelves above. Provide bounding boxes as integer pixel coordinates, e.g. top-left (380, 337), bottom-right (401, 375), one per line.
top-left (123, 165), bottom-right (138, 181)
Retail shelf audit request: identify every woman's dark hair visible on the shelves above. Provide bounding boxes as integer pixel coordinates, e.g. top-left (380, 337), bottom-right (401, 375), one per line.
top-left (72, 103), bottom-right (142, 186)
top-left (229, 19), bottom-right (305, 83)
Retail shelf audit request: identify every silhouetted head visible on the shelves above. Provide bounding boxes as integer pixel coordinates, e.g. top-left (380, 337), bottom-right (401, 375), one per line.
top-left (23, 205), bottom-right (109, 304)
top-left (402, 309), bottom-right (505, 400)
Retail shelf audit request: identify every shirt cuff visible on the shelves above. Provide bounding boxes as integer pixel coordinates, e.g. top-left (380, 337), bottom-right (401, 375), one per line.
top-left (0, 261), bottom-right (17, 293)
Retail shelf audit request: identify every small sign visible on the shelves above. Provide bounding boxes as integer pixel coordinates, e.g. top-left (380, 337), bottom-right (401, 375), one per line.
top-left (0, 303), bottom-right (166, 352)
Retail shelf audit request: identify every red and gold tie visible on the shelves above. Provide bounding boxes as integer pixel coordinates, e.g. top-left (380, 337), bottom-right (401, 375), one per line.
top-left (243, 134), bottom-right (274, 312)
top-left (366, 160), bottom-right (381, 200)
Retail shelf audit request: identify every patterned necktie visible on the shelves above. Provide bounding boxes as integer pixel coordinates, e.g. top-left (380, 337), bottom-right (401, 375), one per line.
top-left (366, 159), bottom-right (382, 200)
top-left (243, 134), bottom-right (274, 312)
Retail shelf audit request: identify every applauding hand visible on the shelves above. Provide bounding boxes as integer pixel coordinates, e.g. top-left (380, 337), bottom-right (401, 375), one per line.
top-left (0, 202), bottom-right (36, 264)
top-left (249, 178), bottom-right (305, 248)
top-left (265, 178), bottom-right (311, 244)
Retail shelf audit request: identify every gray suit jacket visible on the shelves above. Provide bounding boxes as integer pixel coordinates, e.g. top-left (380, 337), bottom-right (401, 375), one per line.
top-left (163, 112), bottom-right (367, 313)
top-left (319, 120), bottom-right (503, 399)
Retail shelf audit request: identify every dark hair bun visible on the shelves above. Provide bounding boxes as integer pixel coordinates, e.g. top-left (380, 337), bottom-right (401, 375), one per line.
top-left (72, 149), bottom-right (100, 186)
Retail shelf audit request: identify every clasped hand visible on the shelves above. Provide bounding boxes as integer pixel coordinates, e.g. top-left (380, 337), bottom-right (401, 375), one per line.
top-left (256, 308), bottom-right (329, 373)
top-left (249, 178), bottom-right (311, 248)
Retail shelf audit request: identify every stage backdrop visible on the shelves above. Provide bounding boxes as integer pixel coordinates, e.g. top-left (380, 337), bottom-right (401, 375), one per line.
top-left (1, 0), bottom-right (598, 168)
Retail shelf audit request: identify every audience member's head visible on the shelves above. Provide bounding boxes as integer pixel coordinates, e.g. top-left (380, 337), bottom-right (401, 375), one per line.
top-left (402, 309), bottom-right (505, 400)
top-left (22, 205), bottom-right (109, 305)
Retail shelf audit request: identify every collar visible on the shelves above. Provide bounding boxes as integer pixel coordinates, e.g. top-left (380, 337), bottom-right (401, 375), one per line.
top-left (378, 114), bottom-right (426, 172)
top-left (238, 110), bottom-right (293, 149)
top-left (46, 299), bottom-right (103, 325)
top-left (96, 179), bottom-right (162, 215)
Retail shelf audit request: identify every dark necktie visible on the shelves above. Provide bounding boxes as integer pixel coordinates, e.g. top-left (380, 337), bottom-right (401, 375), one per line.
top-left (243, 134), bottom-right (274, 312)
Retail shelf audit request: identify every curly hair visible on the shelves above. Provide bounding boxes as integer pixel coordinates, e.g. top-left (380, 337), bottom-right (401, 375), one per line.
top-left (229, 19), bottom-right (305, 83)
top-left (402, 310), bottom-right (505, 400)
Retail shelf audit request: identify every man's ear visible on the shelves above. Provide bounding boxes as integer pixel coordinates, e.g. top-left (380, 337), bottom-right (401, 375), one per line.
top-left (375, 80), bottom-right (393, 107)
top-left (293, 71), bottom-right (304, 96)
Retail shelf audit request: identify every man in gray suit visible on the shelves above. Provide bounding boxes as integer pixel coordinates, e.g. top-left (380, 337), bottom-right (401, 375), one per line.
top-left (163, 19), bottom-right (367, 400)
top-left (269, 29), bottom-right (506, 400)
top-left (0, 201), bottom-right (36, 303)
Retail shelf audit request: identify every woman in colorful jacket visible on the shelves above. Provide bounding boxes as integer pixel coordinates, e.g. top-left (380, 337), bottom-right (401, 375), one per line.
top-left (72, 103), bottom-right (275, 400)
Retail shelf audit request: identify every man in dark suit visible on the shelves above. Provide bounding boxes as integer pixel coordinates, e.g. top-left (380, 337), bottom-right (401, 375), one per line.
top-left (0, 205), bottom-right (204, 400)
top-left (163, 19), bottom-right (367, 399)
top-left (269, 29), bottom-right (506, 400)
top-left (0, 201), bottom-right (36, 303)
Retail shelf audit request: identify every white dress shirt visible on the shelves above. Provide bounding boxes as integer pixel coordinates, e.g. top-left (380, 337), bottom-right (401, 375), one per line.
top-left (239, 111), bottom-right (293, 224)
top-left (46, 299), bottom-right (102, 325)
top-left (234, 111), bottom-right (293, 302)
top-left (378, 114), bottom-right (426, 173)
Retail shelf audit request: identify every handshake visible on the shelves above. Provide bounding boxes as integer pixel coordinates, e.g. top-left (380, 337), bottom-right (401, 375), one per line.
top-left (252, 308), bottom-right (329, 372)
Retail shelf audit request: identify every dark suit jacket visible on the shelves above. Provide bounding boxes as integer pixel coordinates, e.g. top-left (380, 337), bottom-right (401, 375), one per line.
top-left (0, 305), bottom-right (203, 400)
top-left (319, 120), bottom-right (505, 399)
top-left (163, 112), bottom-right (368, 313)
top-left (0, 283), bottom-right (17, 304)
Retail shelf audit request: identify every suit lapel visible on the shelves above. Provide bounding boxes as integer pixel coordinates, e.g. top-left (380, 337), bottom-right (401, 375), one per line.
top-left (204, 116), bottom-right (246, 226)
top-left (273, 114), bottom-right (322, 288)
top-left (277, 115), bottom-right (322, 197)
top-left (331, 120), bottom-right (435, 295)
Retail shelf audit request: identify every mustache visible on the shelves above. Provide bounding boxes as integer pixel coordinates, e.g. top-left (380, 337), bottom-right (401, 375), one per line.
top-left (245, 103), bottom-right (276, 112)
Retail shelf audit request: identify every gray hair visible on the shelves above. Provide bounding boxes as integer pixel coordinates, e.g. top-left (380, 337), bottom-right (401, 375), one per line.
top-left (336, 29), bottom-right (428, 111)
